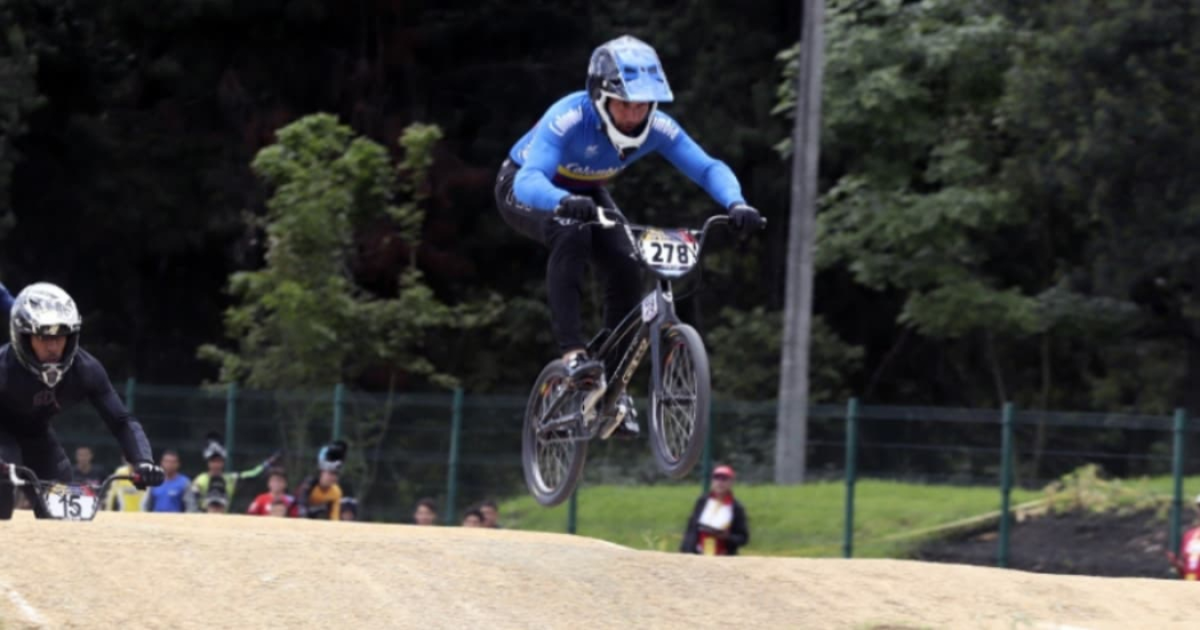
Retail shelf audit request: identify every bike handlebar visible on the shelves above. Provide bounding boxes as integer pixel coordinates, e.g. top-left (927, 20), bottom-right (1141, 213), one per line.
top-left (3, 462), bottom-right (142, 489)
top-left (572, 207), bottom-right (766, 235)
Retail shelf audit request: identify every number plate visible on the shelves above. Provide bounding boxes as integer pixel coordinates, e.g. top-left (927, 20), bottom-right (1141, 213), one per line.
top-left (638, 229), bottom-right (699, 276)
top-left (43, 484), bottom-right (99, 521)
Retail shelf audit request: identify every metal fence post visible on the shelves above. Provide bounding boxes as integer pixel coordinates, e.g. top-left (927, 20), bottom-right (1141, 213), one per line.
top-left (1171, 407), bottom-right (1188, 562)
top-left (124, 377), bottom-right (137, 413)
top-left (843, 397), bottom-right (859, 559)
top-left (701, 404), bottom-right (715, 494)
top-left (332, 383), bottom-right (345, 442)
top-left (567, 488), bottom-right (579, 535)
top-left (998, 402), bottom-right (1015, 568)
top-left (445, 388), bottom-right (464, 526)
top-left (225, 382), bottom-right (238, 461)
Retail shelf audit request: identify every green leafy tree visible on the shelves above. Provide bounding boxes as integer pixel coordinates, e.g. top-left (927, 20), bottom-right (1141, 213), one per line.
top-left (200, 114), bottom-right (484, 389)
top-left (200, 113), bottom-right (496, 499)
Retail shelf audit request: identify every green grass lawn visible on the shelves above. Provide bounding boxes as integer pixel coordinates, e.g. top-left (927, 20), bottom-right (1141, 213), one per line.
top-left (500, 480), bottom-right (1042, 557)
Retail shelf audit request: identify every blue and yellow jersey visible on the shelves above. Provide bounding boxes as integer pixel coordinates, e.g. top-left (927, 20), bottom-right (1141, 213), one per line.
top-left (507, 91), bottom-right (745, 212)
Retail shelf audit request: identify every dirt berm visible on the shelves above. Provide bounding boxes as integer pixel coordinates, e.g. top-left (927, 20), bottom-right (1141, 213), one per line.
top-left (0, 512), bottom-right (1195, 629)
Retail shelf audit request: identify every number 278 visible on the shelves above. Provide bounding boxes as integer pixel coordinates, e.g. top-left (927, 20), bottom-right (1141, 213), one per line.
top-left (648, 242), bottom-right (690, 265)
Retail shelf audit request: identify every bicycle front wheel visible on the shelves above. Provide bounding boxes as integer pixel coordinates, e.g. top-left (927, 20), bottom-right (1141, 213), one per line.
top-left (522, 360), bottom-right (589, 507)
top-left (649, 324), bottom-right (710, 479)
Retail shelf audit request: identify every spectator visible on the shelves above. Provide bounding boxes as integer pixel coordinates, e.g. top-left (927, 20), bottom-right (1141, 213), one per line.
top-left (413, 497), bottom-right (438, 526)
top-left (339, 497), bottom-right (358, 521)
top-left (680, 464), bottom-right (750, 556)
top-left (479, 499), bottom-right (502, 529)
top-left (104, 458), bottom-right (146, 512)
top-left (190, 433), bottom-right (278, 512)
top-left (462, 507), bottom-right (485, 528)
top-left (247, 467), bottom-right (299, 517)
top-left (72, 445), bottom-right (104, 486)
top-left (203, 492), bottom-right (228, 514)
top-left (142, 450), bottom-right (196, 513)
top-left (1168, 493), bottom-right (1200, 580)
top-left (295, 440), bottom-right (346, 520)
top-left (298, 469), bottom-right (342, 520)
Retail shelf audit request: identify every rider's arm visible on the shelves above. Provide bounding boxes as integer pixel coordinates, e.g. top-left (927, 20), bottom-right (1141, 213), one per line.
top-left (652, 112), bottom-right (746, 210)
top-left (512, 104), bottom-right (579, 212)
top-left (79, 352), bottom-right (154, 464)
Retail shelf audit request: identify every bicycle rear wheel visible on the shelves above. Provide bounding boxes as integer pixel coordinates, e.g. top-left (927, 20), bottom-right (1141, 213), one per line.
top-left (522, 360), bottom-right (589, 507)
top-left (649, 324), bottom-right (710, 479)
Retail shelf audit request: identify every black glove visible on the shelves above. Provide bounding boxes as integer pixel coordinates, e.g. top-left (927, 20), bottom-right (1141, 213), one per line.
top-left (556, 195), bottom-right (598, 222)
top-left (728, 203), bottom-right (765, 232)
top-left (133, 461), bottom-right (165, 489)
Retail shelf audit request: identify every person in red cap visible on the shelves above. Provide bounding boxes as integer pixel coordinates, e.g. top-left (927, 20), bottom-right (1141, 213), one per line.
top-left (680, 464), bottom-right (750, 556)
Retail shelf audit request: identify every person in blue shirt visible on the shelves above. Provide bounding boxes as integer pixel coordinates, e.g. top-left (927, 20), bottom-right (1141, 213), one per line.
top-left (494, 35), bottom-right (764, 437)
top-left (142, 449), bottom-right (195, 513)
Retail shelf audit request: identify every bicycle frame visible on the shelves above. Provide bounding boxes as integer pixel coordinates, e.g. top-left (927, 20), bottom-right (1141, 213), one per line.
top-left (539, 212), bottom-right (731, 440)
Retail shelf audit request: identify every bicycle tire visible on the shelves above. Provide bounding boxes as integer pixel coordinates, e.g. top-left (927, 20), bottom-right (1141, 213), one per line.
top-left (649, 324), bottom-right (711, 479)
top-left (522, 360), bottom-right (589, 507)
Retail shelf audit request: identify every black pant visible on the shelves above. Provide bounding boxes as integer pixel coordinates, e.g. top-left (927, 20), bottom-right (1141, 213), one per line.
top-left (0, 427), bottom-right (72, 519)
top-left (495, 159), bottom-right (643, 353)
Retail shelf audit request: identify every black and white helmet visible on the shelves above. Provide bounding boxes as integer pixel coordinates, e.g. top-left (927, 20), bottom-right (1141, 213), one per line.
top-left (9, 283), bottom-right (82, 387)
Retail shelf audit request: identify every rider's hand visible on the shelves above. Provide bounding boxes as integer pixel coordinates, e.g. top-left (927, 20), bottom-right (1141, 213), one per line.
top-left (728, 203), bottom-right (765, 233)
top-left (556, 195), bottom-right (598, 222)
top-left (133, 461), bottom-right (165, 489)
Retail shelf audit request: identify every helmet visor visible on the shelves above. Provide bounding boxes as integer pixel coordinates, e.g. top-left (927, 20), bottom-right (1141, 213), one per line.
top-left (607, 44), bottom-right (673, 103)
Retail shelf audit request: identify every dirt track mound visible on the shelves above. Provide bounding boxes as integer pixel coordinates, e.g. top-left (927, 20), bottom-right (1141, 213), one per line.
top-left (0, 512), bottom-right (1194, 630)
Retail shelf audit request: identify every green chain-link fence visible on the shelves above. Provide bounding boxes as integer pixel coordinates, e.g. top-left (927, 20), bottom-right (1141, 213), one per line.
top-left (52, 380), bottom-right (1200, 577)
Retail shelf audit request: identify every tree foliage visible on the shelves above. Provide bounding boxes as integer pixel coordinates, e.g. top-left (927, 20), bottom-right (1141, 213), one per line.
top-left (199, 114), bottom-right (494, 390)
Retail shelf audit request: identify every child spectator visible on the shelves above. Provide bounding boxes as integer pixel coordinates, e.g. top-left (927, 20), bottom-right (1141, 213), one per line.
top-left (462, 507), bottom-right (485, 528)
top-left (680, 464), bottom-right (750, 556)
top-left (413, 497), bottom-right (438, 526)
top-left (479, 499), bottom-right (502, 529)
top-left (339, 497), bottom-right (358, 521)
top-left (295, 441), bottom-right (346, 520)
top-left (204, 492), bottom-right (228, 514)
top-left (190, 433), bottom-right (278, 513)
top-left (72, 445), bottom-right (104, 486)
top-left (248, 467), bottom-right (299, 517)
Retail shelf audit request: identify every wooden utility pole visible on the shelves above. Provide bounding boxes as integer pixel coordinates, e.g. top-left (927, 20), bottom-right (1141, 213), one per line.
top-left (775, 0), bottom-right (826, 484)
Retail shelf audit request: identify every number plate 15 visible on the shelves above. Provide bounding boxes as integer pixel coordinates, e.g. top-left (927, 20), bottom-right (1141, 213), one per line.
top-left (45, 484), bottom-right (98, 521)
top-left (638, 229), bottom-right (699, 275)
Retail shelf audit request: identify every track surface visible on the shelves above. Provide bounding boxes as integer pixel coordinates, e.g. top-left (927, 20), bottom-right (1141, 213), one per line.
top-left (0, 512), bottom-right (1195, 629)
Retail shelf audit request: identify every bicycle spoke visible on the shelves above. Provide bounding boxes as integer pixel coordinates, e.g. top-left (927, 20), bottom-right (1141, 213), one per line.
top-left (657, 339), bottom-right (697, 463)
top-left (529, 376), bottom-right (581, 495)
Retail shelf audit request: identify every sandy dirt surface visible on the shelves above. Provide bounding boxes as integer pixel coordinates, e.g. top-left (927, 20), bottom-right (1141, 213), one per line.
top-left (0, 511), bottom-right (1197, 630)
